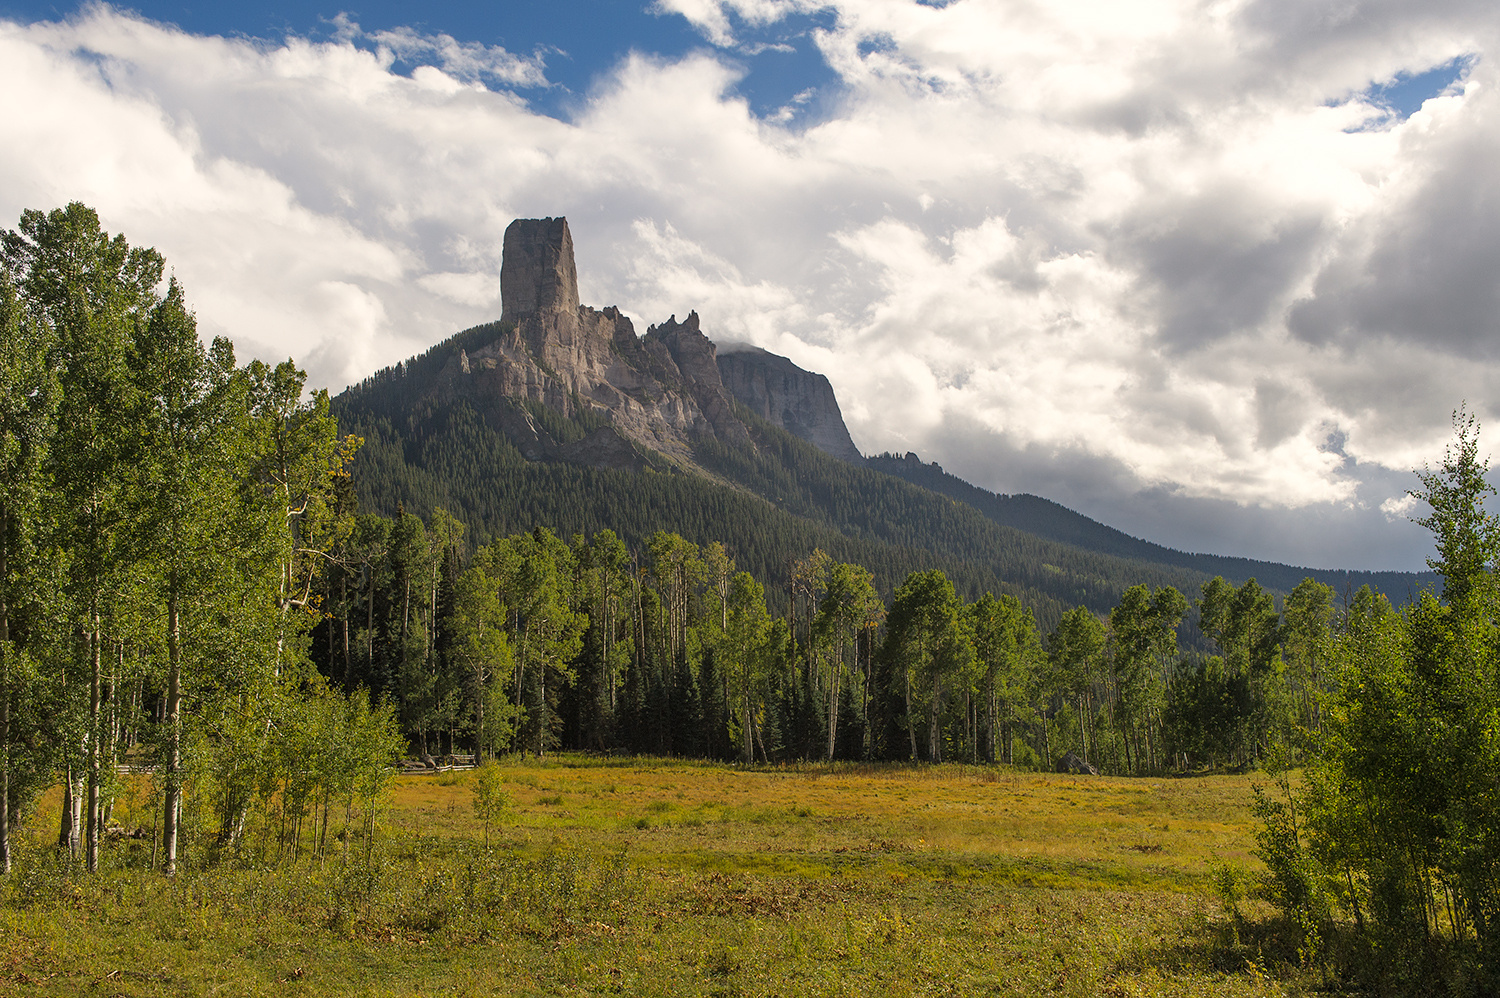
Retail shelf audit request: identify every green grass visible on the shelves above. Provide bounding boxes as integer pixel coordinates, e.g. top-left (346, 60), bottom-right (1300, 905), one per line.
top-left (0, 758), bottom-right (1308, 997)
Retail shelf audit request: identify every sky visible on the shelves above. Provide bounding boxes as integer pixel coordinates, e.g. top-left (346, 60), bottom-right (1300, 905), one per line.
top-left (0, 0), bottom-right (1494, 572)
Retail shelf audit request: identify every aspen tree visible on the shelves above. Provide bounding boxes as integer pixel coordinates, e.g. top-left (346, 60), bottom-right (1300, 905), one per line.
top-left (4, 204), bottom-right (160, 865)
top-left (815, 563), bottom-right (881, 760)
top-left (0, 262), bottom-right (57, 873)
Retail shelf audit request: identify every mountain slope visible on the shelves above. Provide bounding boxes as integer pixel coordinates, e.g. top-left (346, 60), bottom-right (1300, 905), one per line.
top-left (867, 452), bottom-right (1437, 599)
top-left (333, 214), bottom-right (1432, 629)
top-left (338, 380), bottom-right (1217, 629)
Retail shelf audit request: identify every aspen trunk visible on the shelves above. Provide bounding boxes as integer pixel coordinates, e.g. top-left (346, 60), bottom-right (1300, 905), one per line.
top-left (57, 629), bottom-right (79, 857)
top-left (0, 653), bottom-right (7, 875)
top-left (860, 629), bottom-right (872, 756)
top-left (162, 592), bottom-right (182, 875)
top-left (989, 687), bottom-right (998, 764)
top-left (58, 765), bottom-right (80, 856)
top-left (607, 592), bottom-right (617, 714)
top-left (0, 511), bottom-right (8, 874)
top-left (86, 613), bottom-right (101, 872)
top-left (929, 672), bottom-right (941, 763)
top-left (742, 670), bottom-right (754, 764)
top-left (826, 645), bottom-right (839, 762)
top-left (905, 668), bottom-right (917, 761)
top-left (474, 655), bottom-right (486, 761)
top-left (966, 691), bottom-right (974, 763)
top-left (538, 656), bottom-right (547, 756)
top-left (105, 642), bottom-right (120, 825)
top-left (342, 587), bottom-right (351, 692)
top-left (366, 564), bottom-right (375, 668)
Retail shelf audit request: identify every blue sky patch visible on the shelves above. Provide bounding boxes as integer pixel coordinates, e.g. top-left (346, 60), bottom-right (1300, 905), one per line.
top-left (1365, 55), bottom-right (1474, 119)
top-left (712, 6), bottom-right (841, 122)
top-left (0, 0), bottom-right (843, 122)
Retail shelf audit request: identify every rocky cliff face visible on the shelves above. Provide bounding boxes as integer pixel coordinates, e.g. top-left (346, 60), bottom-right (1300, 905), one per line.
top-left (358, 216), bottom-right (863, 475)
top-left (717, 346), bottom-right (863, 463)
top-left (437, 217), bottom-right (749, 469)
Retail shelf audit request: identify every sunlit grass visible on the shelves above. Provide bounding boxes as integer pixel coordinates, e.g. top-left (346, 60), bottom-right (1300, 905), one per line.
top-left (385, 758), bottom-right (1260, 890)
top-left (2, 757), bottom-right (1301, 997)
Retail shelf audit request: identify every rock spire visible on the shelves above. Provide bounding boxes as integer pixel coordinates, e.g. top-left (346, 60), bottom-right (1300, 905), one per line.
top-left (418, 216), bottom-right (862, 471)
top-left (500, 217), bottom-right (580, 322)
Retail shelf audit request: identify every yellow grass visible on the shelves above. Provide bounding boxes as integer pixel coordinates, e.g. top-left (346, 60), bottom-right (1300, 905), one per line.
top-left (3, 758), bottom-right (1296, 997)
top-left (392, 760), bottom-right (1261, 890)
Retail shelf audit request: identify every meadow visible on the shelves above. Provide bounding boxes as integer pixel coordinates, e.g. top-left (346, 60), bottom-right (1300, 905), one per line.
top-left (0, 758), bottom-right (1303, 997)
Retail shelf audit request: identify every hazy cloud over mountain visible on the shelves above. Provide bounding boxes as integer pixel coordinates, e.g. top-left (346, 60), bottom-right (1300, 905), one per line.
top-left (3, 0), bottom-right (1495, 570)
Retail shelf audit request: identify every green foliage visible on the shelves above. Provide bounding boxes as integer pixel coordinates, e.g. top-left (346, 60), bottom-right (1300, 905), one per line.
top-left (969, 592), bottom-right (1044, 765)
top-left (0, 203), bottom-right (368, 876)
top-left (1248, 409), bottom-right (1500, 991)
top-left (724, 571), bottom-right (773, 762)
top-left (448, 563), bottom-right (516, 759)
top-left (878, 570), bottom-right (975, 762)
top-left (1106, 585), bottom-right (1187, 774)
top-left (1250, 771), bottom-right (1332, 966)
top-left (0, 249), bottom-right (61, 873)
top-left (470, 761), bottom-right (509, 847)
top-left (1413, 405), bottom-right (1498, 614)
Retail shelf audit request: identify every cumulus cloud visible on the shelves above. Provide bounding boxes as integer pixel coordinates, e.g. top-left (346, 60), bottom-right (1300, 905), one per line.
top-left (652, 0), bottom-right (826, 48)
top-left (3, 0), bottom-right (1497, 569)
top-left (1380, 494), bottom-right (1420, 523)
top-left (357, 21), bottom-right (550, 88)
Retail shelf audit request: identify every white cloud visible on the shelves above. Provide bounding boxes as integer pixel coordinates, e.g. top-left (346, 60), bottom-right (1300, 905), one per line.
top-left (652, 0), bottom-right (739, 47)
top-left (364, 23), bottom-right (550, 87)
top-left (1380, 494), bottom-right (1420, 523)
top-left (417, 271), bottom-right (500, 308)
top-left (652, 0), bottom-right (828, 48)
top-left (4, 1), bottom-right (1499, 568)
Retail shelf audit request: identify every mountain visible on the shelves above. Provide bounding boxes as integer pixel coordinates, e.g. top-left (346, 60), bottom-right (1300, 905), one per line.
top-left (716, 345), bottom-right (863, 464)
top-left (409, 217), bottom-right (752, 473)
top-left (332, 216), bottom-right (1433, 624)
top-left (867, 452), bottom-right (1437, 600)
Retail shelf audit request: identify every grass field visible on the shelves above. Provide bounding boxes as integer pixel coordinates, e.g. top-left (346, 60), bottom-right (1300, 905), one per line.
top-left (0, 758), bottom-right (1306, 997)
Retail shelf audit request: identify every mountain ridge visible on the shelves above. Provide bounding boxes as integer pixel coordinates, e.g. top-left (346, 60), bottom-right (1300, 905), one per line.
top-left (332, 215), bottom-right (1435, 615)
top-left (866, 451), bottom-right (1436, 598)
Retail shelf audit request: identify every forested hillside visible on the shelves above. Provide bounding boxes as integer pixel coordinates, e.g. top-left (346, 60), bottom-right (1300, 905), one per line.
top-left (338, 320), bottom-right (1431, 630)
top-left (335, 359), bottom-right (1222, 628)
top-left (867, 451), bottom-right (1436, 598)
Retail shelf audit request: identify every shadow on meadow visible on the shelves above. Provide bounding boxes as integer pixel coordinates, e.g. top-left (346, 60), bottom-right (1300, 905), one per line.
top-left (1117, 903), bottom-right (1500, 998)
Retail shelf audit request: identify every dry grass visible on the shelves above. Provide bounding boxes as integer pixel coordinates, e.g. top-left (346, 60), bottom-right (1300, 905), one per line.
top-left (1, 758), bottom-right (1301, 997)
top-left (392, 760), bottom-right (1260, 889)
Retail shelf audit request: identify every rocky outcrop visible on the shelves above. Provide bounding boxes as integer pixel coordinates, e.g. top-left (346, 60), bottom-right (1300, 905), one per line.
top-left (557, 426), bottom-right (645, 472)
top-left (437, 217), bottom-right (754, 470)
top-left (500, 217), bottom-right (579, 321)
top-left (646, 313), bottom-right (750, 446)
top-left (1055, 751), bottom-right (1100, 776)
top-left (716, 346), bottom-right (863, 463)
top-left (361, 216), bottom-right (866, 476)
